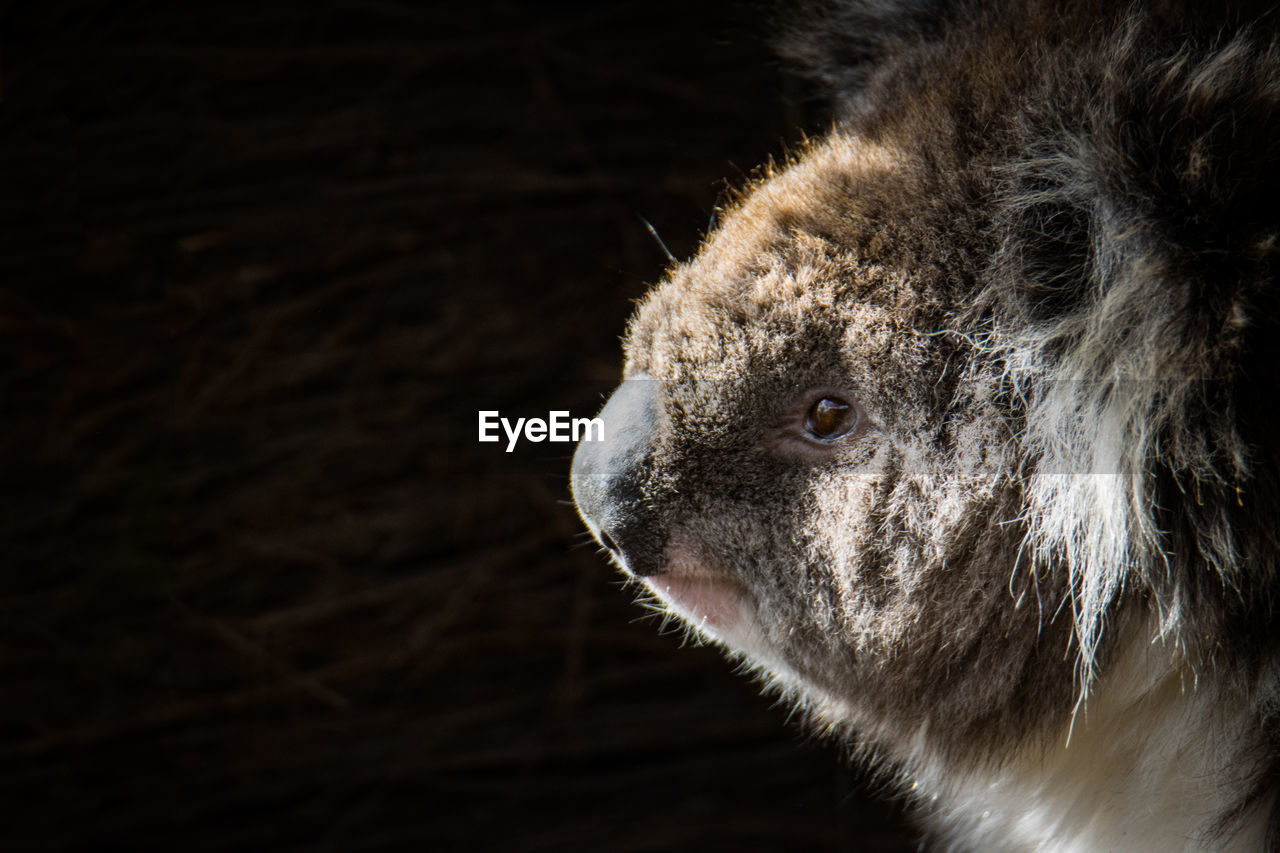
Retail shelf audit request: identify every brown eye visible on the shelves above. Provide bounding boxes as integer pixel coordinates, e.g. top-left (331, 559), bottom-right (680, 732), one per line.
top-left (805, 396), bottom-right (858, 441)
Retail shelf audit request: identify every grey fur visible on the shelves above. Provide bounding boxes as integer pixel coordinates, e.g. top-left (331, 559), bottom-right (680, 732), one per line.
top-left (572, 2), bottom-right (1280, 849)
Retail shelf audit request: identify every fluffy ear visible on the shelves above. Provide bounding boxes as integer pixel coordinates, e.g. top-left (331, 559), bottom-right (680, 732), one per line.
top-left (775, 0), bottom-right (963, 102)
top-left (990, 27), bottom-right (1280, 679)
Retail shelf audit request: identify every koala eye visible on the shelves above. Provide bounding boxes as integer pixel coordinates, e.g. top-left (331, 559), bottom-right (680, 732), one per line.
top-left (771, 389), bottom-right (866, 457)
top-left (805, 396), bottom-right (859, 441)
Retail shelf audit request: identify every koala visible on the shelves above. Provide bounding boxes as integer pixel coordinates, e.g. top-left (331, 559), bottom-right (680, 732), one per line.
top-left (570, 1), bottom-right (1280, 851)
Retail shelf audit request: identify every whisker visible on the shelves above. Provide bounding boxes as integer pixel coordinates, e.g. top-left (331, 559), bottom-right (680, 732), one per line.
top-left (638, 215), bottom-right (677, 265)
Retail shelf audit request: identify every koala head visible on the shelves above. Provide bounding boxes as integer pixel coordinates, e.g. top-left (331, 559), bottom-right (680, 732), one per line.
top-left (572, 133), bottom-right (1075, 764)
top-left (571, 1), bottom-right (1280, 847)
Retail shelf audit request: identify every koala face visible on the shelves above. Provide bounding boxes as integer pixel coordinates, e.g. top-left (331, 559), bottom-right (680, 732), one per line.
top-left (571, 3), bottom-right (1280, 848)
top-left (572, 135), bottom-right (1075, 761)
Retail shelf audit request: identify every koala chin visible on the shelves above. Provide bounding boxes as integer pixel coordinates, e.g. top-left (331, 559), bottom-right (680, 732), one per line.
top-left (571, 1), bottom-right (1280, 850)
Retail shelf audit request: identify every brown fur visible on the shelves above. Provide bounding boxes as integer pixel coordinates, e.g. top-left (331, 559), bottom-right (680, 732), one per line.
top-left (574, 2), bottom-right (1280, 849)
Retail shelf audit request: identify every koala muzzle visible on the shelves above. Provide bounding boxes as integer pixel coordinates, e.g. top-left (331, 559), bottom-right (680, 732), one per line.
top-left (570, 376), bottom-right (667, 577)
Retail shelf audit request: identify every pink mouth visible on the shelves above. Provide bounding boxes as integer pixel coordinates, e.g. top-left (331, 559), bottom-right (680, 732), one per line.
top-left (640, 535), bottom-right (747, 635)
top-left (646, 573), bottom-right (746, 632)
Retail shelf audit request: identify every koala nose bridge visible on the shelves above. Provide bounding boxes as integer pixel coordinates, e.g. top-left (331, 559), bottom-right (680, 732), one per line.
top-left (570, 376), bottom-right (668, 577)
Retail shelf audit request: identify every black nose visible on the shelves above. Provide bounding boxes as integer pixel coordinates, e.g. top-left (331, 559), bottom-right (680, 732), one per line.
top-left (570, 376), bottom-right (666, 576)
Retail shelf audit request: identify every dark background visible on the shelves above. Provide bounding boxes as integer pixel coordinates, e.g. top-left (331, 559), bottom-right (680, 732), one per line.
top-left (1, 2), bottom-right (917, 850)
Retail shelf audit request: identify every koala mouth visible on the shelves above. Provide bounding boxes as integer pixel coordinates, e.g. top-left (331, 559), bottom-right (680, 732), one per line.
top-left (642, 538), bottom-right (752, 639)
top-left (568, 377), bottom-right (756, 645)
top-left (646, 574), bottom-right (748, 633)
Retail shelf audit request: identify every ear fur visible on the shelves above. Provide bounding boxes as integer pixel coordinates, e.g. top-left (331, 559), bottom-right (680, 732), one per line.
top-left (775, 0), bottom-right (964, 106)
top-left (987, 19), bottom-right (1280, 686)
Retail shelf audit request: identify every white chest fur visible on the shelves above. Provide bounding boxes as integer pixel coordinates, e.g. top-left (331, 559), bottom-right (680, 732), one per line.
top-left (921, 628), bottom-right (1271, 853)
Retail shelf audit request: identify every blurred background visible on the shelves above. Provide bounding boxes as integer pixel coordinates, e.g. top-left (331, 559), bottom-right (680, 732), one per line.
top-left (0, 2), bottom-right (916, 850)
